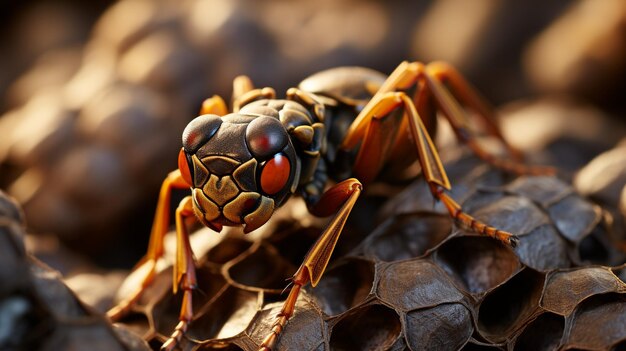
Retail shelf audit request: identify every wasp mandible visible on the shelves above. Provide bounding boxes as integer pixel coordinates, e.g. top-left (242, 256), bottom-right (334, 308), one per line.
top-left (107, 61), bottom-right (554, 351)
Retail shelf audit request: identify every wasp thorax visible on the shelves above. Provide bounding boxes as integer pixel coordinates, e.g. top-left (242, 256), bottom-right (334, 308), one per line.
top-left (178, 113), bottom-right (298, 233)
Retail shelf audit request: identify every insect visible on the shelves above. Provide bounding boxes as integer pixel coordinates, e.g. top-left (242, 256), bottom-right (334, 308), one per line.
top-left (107, 61), bottom-right (553, 350)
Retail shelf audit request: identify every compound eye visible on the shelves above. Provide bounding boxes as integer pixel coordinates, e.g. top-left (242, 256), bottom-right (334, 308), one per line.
top-left (245, 117), bottom-right (288, 160)
top-left (182, 114), bottom-right (222, 153)
top-left (260, 154), bottom-right (291, 195)
top-left (178, 148), bottom-right (193, 186)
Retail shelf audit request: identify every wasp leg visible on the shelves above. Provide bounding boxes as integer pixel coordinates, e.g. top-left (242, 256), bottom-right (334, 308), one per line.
top-left (343, 61), bottom-right (424, 145)
top-left (233, 87), bottom-right (276, 112)
top-left (233, 75), bottom-right (255, 101)
top-left (431, 184), bottom-right (518, 246)
top-left (343, 87), bottom-right (450, 190)
top-left (200, 95), bottom-right (228, 116)
top-left (259, 179), bottom-right (362, 351)
top-left (161, 196), bottom-right (198, 351)
top-left (423, 62), bottom-right (555, 176)
top-left (348, 61), bottom-right (554, 177)
top-left (351, 102), bottom-right (405, 185)
top-left (425, 62), bottom-right (521, 160)
top-left (107, 170), bottom-right (190, 321)
top-left (342, 91), bottom-right (518, 247)
top-left (231, 75), bottom-right (276, 112)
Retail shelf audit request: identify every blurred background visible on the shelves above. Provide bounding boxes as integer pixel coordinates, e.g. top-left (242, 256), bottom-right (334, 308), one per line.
top-left (1, 0), bottom-right (625, 272)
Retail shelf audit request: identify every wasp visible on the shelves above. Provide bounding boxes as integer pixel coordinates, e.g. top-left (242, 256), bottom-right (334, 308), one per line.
top-left (107, 61), bottom-right (553, 350)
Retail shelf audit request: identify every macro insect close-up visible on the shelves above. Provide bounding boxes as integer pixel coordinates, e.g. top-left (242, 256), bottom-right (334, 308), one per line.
top-left (1, 1), bottom-right (626, 351)
top-left (106, 60), bottom-right (556, 350)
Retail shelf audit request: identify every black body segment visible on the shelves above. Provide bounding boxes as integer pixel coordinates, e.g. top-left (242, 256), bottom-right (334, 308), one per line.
top-left (109, 62), bottom-right (545, 351)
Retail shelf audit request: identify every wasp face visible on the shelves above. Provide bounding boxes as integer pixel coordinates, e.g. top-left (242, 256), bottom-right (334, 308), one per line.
top-left (178, 113), bottom-right (299, 233)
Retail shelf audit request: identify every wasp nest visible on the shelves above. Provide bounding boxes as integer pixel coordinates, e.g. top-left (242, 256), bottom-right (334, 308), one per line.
top-left (110, 152), bottom-right (626, 351)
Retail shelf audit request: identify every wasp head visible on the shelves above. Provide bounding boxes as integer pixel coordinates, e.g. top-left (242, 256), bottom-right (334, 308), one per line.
top-left (178, 112), bottom-right (299, 233)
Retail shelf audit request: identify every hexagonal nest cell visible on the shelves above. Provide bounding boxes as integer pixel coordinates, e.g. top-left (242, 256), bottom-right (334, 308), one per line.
top-left (3, 1), bottom-right (626, 350)
top-left (97, 149), bottom-right (626, 351)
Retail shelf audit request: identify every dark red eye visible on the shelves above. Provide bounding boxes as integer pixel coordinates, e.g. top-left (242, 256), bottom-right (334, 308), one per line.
top-left (182, 114), bottom-right (222, 153)
top-left (178, 148), bottom-right (193, 186)
top-left (246, 116), bottom-right (288, 160)
top-left (260, 154), bottom-right (290, 195)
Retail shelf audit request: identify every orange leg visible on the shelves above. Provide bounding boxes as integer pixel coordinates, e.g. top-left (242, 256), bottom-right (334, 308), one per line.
top-left (343, 88), bottom-right (451, 190)
top-left (161, 196), bottom-right (198, 351)
top-left (259, 179), bottom-right (362, 351)
top-left (422, 62), bottom-right (555, 176)
top-left (425, 61), bottom-right (523, 161)
top-left (346, 61), bottom-right (554, 177)
top-left (231, 75), bottom-right (276, 112)
top-left (431, 184), bottom-right (519, 246)
top-left (107, 170), bottom-right (190, 321)
top-left (342, 89), bottom-right (518, 247)
top-left (232, 75), bottom-right (255, 101)
top-left (200, 95), bottom-right (228, 116)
